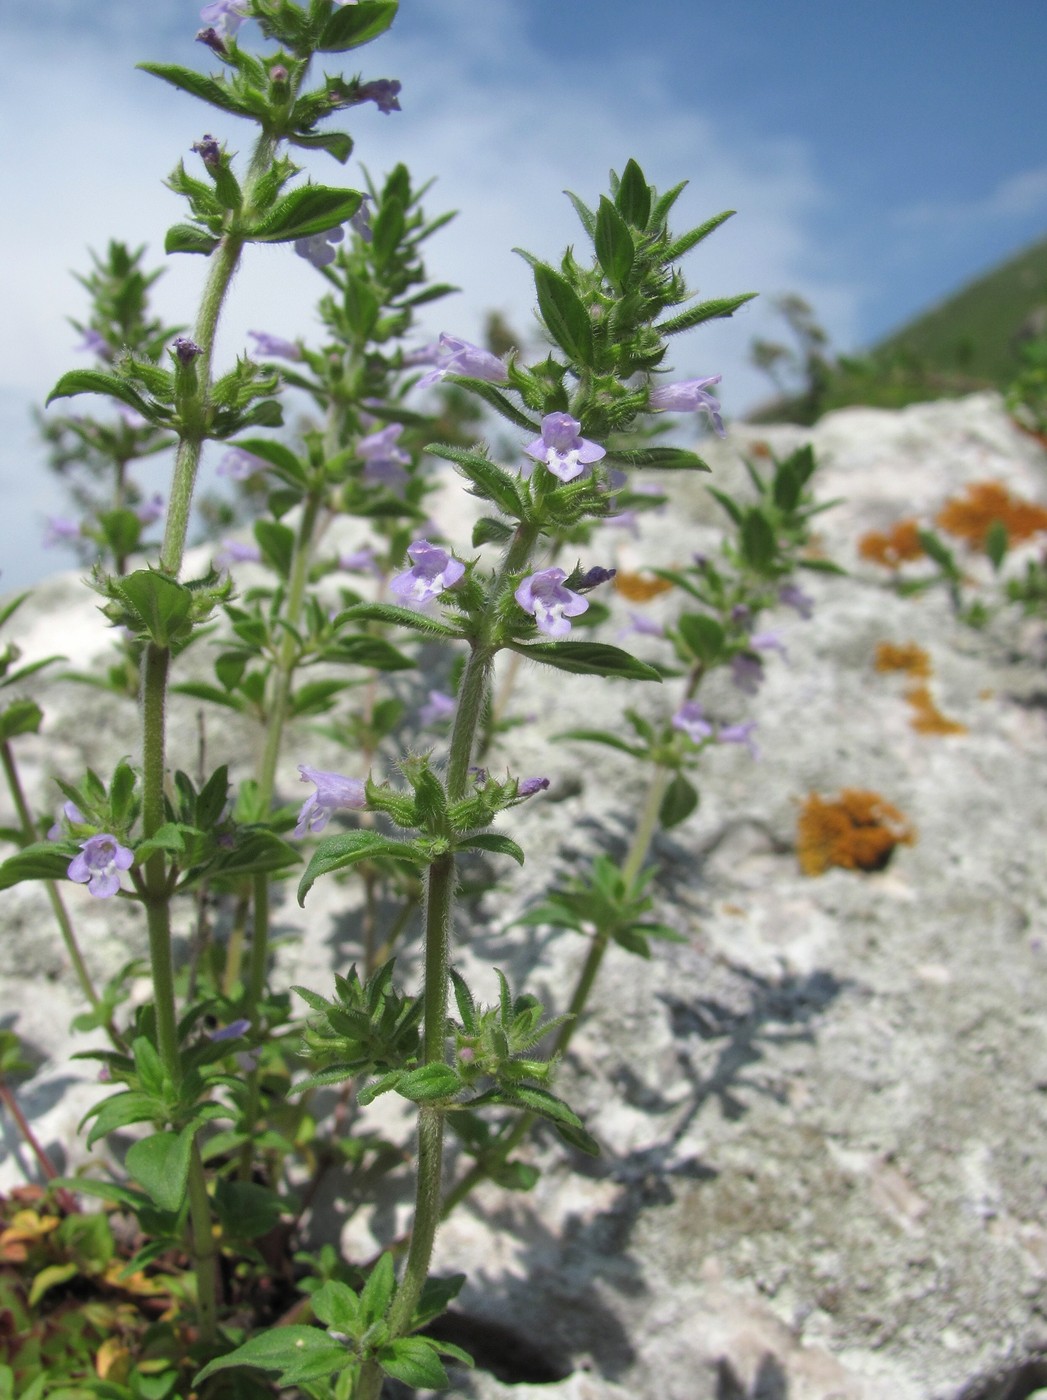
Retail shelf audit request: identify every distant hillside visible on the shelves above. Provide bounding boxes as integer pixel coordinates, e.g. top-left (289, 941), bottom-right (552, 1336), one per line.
top-left (747, 232), bottom-right (1047, 424)
top-left (871, 232), bottom-right (1047, 386)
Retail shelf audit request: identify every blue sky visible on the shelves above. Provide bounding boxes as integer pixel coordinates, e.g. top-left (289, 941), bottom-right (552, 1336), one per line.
top-left (3, 0), bottom-right (1047, 588)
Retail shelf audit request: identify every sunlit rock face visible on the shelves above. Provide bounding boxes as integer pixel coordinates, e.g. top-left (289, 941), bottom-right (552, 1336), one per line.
top-left (4, 392), bottom-right (1047, 1399)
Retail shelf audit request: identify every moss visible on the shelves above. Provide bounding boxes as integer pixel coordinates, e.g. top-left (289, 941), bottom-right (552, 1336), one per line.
top-left (797, 789), bottom-right (915, 877)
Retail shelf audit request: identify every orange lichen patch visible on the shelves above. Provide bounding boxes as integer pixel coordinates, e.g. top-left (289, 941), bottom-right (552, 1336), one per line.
top-left (857, 518), bottom-right (924, 568)
top-left (903, 684), bottom-right (967, 735)
top-left (614, 570), bottom-right (674, 601)
top-left (874, 641), bottom-right (932, 678)
top-left (936, 479), bottom-right (1047, 548)
top-left (797, 789), bottom-right (915, 877)
top-left (749, 440), bottom-right (773, 458)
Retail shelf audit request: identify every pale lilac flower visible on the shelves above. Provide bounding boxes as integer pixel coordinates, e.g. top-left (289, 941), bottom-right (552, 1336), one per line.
top-left (359, 422), bottom-right (410, 471)
top-left (134, 493), bottom-right (165, 525)
top-left (217, 447), bottom-right (269, 482)
top-left (249, 330), bottom-right (301, 361)
top-left (419, 690), bottom-right (455, 727)
top-left (43, 516), bottom-right (81, 548)
top-left (402, 341), bottom-right (442, 368)
top-left (68, 834), bottom-right (134, 899)
top-left (199, 0), bottom-right (249, 36)
top-left (350, 196), bottom-right (373, 243)
top-left (418, 333), bottom-right (508, 387)
top-left (718, 721), bottom-right (759, 759)
top-left (48, 801), bottom-right (86, 841)
top-left (649, 375), bottom-right (726, 438)
top-left (730, 652), bottom-right (764, 695)
top-left (208, 1018), bottom-right (251, 1042)
top-left (215, 539), bottom-right (262, 569)
top-left (752, 630), bottom-right (788, 660)
top-left (672, 701), bottom-right (714, 744)
top-left (514, 569), bottom-right (589, 639)
top-left (628, 612), bottom-right (665, 638)
top-left (523, 413), bottom-right (605, 484)
top-left (76, 328), bottom-right (110, 358)
top-left (390, 540), bottom-right (465, 604)
top-left (518, 777), bottom-right (550, 797)
top-left (337, 545), bottom-right (379, 574)
top-left (295, 226), bottom-right (345, 269)
top-left (353, 79), bottom-right (402, 114)
top-left (778, 582), bottom-right (814, 619)
top-left (294, 765), bottom-right (366, 838)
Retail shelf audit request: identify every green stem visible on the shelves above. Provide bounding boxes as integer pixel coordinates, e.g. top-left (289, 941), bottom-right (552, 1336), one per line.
top-left (187, 1138), bottom-right (218, 1344)
top-left (0, 740), bottom-right (118, 1042)
top-left (141, 642), bottom-right (180, 1085)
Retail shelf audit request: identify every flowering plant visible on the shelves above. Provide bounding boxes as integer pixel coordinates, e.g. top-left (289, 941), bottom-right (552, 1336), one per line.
top-left (0, 4), bottom-right (845, 1398)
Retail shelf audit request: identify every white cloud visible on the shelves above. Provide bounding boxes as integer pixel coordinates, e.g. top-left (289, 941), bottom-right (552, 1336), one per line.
top-left (896, 163), bottom-right (1047, 231)
top-left (1, 2), bottom-right (861, 586)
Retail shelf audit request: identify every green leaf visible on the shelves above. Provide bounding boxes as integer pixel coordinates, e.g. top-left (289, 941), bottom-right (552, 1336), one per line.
top-left (310, 1279), bottom-right (362, 1336)
top-left (290, 129), bottom-right (354, 163)
top-left (594, 196), bottom-right (634, 287)
top-left (663, 208), bottom-right (735, 260)
top-left (45, 369), bottom-right (154, 416)
top-left (51, 1177), bottom-right (151, 1212)
top-left (115, 570), bottom-right (192, 645)
top-left (473, 516), bottom-right (515, 547)
top-left (396, 1062), bottom-right (462, 1103)
top-left (249, 185), bottom-right (363, 243)
top-left (253, 518), bottom-right (295, 577)
top-left (164, 223), bottom-right (220, 256)
top-left (615, 158), bottom-right (651, 228)
top-left (212, 1179), bottom-right (286, 1241)
top-left (232, 437), bottom-right (305, 478)
top-left (0, 698), bottom-right (43, 742)
top-left (430, 380), bottom-right (537, 432)
top-left (329, 635), bottom-right (413, 671)
top-left (126, 1127), bottom-right (194, 1214)
top-left (138, 62), bottom-right (259, 118)
top-left (360, 1250), bottom-right (396, 1325)
top-left (411, 1273), bottom-right (467, 1331)
top-left (532, 263), bottom-right (594, 367)
top-left (556, 728), bottom-right (646, 758)
top-left (428, 444), bottom-right (526, 516)
top-left (677, 613), bottom-right (725, 664)
top-left (194, 1328), bottom-right (348, 1386)
top-left (740, 509), bottom-right (778, 573)
top-left (916, 529), bottom-right (959, 576)
top-left (83, 1090), bottom-right (161, 1148)
top-left (0, 842), bottom-right (76, 891)
top-left (659, 772), bottom-right (699, 829)
top-left (509, 640), bottom-right (661, 681)
top-left (455, 832), bottom-right (525, 865)
top-left (605, 445), bottom-right (710, 472)
top-left (379, 1337), bottom-right (449, 1389)
top-left (298, 831), bottom-right (427, 905)
top-left (334, 602), bottom-right (463, 640)
top-left (656, 291), bottom-right (758, 336)
top-left (318, 0), bottom-right (399, 51)
top-left (985, 518), bottom-right (1009, 571)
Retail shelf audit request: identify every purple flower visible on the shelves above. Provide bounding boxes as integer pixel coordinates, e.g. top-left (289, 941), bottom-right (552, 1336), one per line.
top-left (672, 701), bottom-right (714, 744)
top-left (518, 777), bottom-right (550, 797)
top-left (43, 516), bottom-right (81, 548)
top-left (353, 79), bottom-right (402, 114)
top-left (48, 800), bottom-right (86, 841)
top-left (402, 341), bottom-right (442, 368)
top-left (68, 834), bottom-right (134, 899)
top-left (75, 328), bottom-right (110, 358)
top-left (418, 333), bottom-right (508, 387)
top-left (192, 134), bottom-right (221, 167)
top-left (390, 540), bottom-right (465, 604)
top-left (778, 582), bottom-right (814, 619)
top-left (514, 568), bottom-right (589, 639)
top-left (196, 26), bottom-right (227, 55)
top-left (199, 0), bottom-right (249, 36)
top-left (295, 226), bottom-right (345, 269)
top-left (730, 603), bottom-right (752, 628)
top-left (649, 375), bottom-right (726, 438)
top-left (730, 652), bottom-right (764, 695)
top-left (752, 630), bottom-right (788, 660)
top-left (359, 423), bottom-right (410, 470)
top-left (350, 196), bottom-right (374, 243)
top-left (217, 447), bottom-right (269, 482)
top-left (249, 329), bottom-right (301, 361)
top-left (173, 336), bottom-right (203, 364)
top-left (523, 413), bottom-right (605, 484)
top-left (134, 493), bottom-right (165, 525)
top-left (419, 690), bottom-right (456, 727)
top-left (294, 765), bottom-right (366, 838)
top-left (574, 565), bottom-right (616, 592)
top-left (208, 1018), bottom-right (251, 1042)
top-left (718, 721), bottom-right (759, 759)
top-left (215, 539), bottom-right (262, 569)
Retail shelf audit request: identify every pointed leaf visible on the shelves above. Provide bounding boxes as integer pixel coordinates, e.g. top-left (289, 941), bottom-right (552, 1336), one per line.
top-left (663, 209), bottom-right (735, 260)
top-left (125, 1127), bottom-right (194, 1213)
top-left (298, 831), bottom-right (427, 905)
top-left (396, 1063), bottom-right (462, 1103)
top-left (659, 772), bottom-right (698, 830)
top-left (455, 832), bottom-right (524, 865)
top-left (194, 1328), bottom-right (347, 1385)
top-left (318, 0), bottom-right (399, 51)
top-left (616, 159), bottom-right (651, 228)
top-left (137, 62), bottom-right (259, 118)
top-left (595, 196), bottom-right (634, 287)
top-left (46, 369), bottom-right (154, 416)
top-left (509, 641), bottom-right (661, 681)
top-left (165, 223), bottom-right (221, 256)
top-left (533, 263), bottom-right (594, 367)
top-left (334, 602), bottom-right (463, 639)
top-left (378, 1337), bottom-right (448, 1389)
top-left (250, 185), bottom-right (362, 243)
top-left (605, 445), bottom-right (710, 472)
top-left (656, 292), bottom-right (758, 336)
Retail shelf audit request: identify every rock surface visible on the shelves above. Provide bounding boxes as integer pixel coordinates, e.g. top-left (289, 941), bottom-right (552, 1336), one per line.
top-left (3, 392), bottom-right (1047, 1399)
